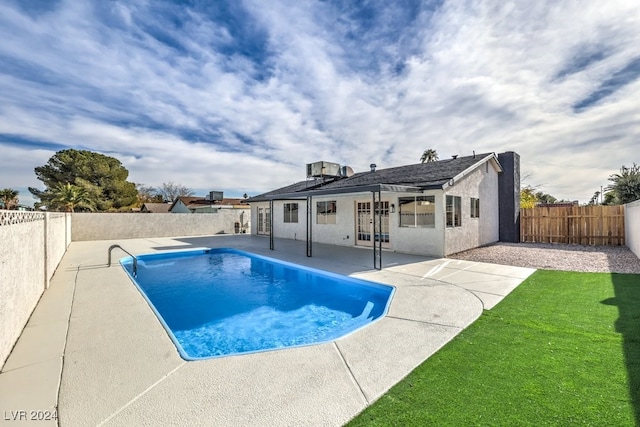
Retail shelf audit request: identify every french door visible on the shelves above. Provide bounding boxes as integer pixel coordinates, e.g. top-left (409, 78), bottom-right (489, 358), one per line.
top-left (355, 201), bottom-right (390, 247)
top-left (257, 207), bottom-right (271, 235)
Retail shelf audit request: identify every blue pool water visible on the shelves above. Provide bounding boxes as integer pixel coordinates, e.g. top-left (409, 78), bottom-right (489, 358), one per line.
top-left (120, 248), bottom-right (394, 360)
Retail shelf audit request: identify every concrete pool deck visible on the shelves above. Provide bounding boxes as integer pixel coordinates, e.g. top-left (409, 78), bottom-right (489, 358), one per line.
top-left (0, 235), bottom-right (535, 426)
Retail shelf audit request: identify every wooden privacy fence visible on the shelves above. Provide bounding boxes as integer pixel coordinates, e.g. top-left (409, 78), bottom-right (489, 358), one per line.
top-left (520, 205), bottom-right (625, 245)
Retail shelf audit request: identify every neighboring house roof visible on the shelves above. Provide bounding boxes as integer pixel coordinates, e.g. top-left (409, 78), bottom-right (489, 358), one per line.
top-left (249, 153), bottom-right (502, 202)
top-left (536, 202), bottom-right (579, 207)
top-left (169, 196), bottom-right (249, 211)
top-left (140, 203), bottom-right (171, 213)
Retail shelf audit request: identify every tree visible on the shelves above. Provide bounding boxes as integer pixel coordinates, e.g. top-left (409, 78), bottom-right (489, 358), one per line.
top-left (0, 188), bottom-right (19, 210)
top-left (157, 182), bottom-right (194, 202)
top-left (605, 163), bottom-right (640, 205)
top-left (602, 191), bottom-right (616, 205)
top-left (534, 191), bottom-right (557, 204)
top-left (29, 149), bottom-right (138, 211)
top-left (588, 191), bottom-right (601, 205)
top-left (420, 149), bottom-right (439, 163)
top-left (136, 184), bottom-right (163, 205)
top-left (520, 186), bottom-right (537, 208)
top-left (50, 183), bottom-right (94, 212)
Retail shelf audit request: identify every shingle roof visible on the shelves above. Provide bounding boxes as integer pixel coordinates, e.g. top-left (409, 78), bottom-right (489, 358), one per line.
top-left (246, 179), bottom-right (335, 201)
top-left (170, 196), bottom-right (250, 209)
top-left (248, 153), bottom-right (499, 202)
top-left (140, 203), bottom-right (171, 213)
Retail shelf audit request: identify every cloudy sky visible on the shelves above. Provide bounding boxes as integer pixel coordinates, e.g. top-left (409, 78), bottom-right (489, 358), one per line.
top-left (1, 0), bottom-right (639, 206)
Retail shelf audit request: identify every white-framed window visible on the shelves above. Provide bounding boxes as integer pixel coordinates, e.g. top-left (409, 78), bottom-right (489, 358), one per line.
top-left (283, 203), bottom-right (298, 223)
top-left (316, 201), bottom-right (337, 224)
top-left (398, 196), bottom-right (435, 227)
top-left (446, 195), bottom-right (461, 227)
top-left (471, 198), bottom-right (480, 218)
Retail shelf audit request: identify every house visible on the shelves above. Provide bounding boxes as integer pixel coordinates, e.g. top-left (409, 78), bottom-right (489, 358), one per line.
top-left (169, 196), bottom-right (249, 213)
top-left (536, 201), bottom-right (579, 207)
top-left (247, 152), bottom-right (520, 262)
top-left (140, 203), bottom-right (171, 213)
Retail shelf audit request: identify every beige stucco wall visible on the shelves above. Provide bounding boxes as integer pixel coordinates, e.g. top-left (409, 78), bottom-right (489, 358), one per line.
top-left (0, 212), bottom-right (70, 368)
top-left (625, 199), bottom-right (640, 258)
top-left (443, 164), bottom-right (500, 256)
top-left (71, 211), bottom-right (250, 241)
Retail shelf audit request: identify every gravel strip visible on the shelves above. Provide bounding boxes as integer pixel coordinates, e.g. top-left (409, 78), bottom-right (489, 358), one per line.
top-left (448, 242), bottom-right (640, 274)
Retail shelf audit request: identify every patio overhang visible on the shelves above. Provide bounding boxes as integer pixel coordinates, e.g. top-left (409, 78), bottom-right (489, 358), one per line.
top-left (263, 184), bottom-right (425, 270)
top-left (262, 183), bottom-right (425, 200)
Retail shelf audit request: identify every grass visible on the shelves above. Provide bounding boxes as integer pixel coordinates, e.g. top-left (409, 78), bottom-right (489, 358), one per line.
top-left (347, 270), bottom-right (640, 426)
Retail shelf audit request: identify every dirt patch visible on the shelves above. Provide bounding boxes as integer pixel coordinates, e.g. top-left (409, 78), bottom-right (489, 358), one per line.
top-left (448, 242), bottom-right (640, 274)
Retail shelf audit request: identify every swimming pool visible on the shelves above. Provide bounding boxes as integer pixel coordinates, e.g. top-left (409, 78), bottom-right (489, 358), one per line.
top-left (120, 248), bottom-right (394, 360)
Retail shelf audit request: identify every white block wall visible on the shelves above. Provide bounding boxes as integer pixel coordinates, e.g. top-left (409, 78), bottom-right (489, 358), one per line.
top-left (71, 211), bottom-right (250, 241)
top-left (625, 199), bottom-right (640, 259)
top-left (0, 212), bottom-right (70, 368)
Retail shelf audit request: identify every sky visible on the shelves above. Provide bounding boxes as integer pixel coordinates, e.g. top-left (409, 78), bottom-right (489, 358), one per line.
top-left (1, 0), bottom-right (639, 207)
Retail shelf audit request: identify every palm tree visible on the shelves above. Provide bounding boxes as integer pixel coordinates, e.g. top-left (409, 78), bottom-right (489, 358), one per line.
top-left (50, 183), bottom-right (94, 212)
top-left (420, 149), bottom-right (439, 163)
top-left (0, 188), bottom-right (19, 210)
top-left (605, 163), bottom-right (640, 205)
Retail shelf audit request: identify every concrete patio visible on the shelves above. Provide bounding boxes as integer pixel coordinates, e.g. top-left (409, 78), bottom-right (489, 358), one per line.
top-left (0, 235), bottom-right (535, 426)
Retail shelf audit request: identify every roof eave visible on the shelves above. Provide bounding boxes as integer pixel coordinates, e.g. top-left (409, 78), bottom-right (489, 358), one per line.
top-left (248, 184), bottom-right (425, 201)
top-left (448, 153), bottom-right (503, 187)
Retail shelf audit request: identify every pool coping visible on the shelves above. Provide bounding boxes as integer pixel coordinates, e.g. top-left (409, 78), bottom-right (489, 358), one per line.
top-left (0, 235), bottom-right (536, 426)
top-left (121, 247), bottom-right (397, 361)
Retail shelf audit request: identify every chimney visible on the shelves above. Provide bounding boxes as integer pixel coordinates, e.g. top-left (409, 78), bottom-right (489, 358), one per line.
top-left (370, 163), bottom-right (377, 172)
top-left (498, 151), bottom-right (521, 243)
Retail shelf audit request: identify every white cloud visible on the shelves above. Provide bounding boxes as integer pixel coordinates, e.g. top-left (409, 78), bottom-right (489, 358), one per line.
top-left (0, 0), bottom-right (639, 206)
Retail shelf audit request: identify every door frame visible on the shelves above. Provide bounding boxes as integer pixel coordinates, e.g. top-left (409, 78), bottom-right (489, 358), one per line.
top-left (354, 200), bottom-right (390, 248)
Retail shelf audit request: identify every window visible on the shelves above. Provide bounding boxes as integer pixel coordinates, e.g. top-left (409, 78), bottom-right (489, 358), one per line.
top-left (283, 203), bottom-right (298, 223)
top-left (446, 195), bottom-right (461, 227)
top-left (316, 201), bottom-right (337, 224)
top-left (470, 198), bottom-right (480, 218)
top-left (399, 196), bottom-right (435, 227)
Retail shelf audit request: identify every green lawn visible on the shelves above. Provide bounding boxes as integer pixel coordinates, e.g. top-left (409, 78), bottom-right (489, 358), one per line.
top-left (347, 270), bottom-right (640, 426)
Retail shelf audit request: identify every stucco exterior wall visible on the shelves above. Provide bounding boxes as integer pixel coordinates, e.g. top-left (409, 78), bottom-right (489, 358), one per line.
top-left (444, 163), bottom-right (500, 256)
top-left (625, 199), bottom-right (640, 258)
top-left (250, 160), bottom-right (500, 258)
top-left (46, 213), bottom-right (70, 288)
top-left (252, 190), bottom-right (448, 257)
top-left (389, 190), bottom-right (445, 257)
top-left (71, 211), bottom-right (250, 241)
top-left (251, 198), bottom-right (355, 246)
top-left (271, 200), bottom-right (308, 241)
top-left (170, 201), bottom-right (190, 213)
top-left (0, 212), bottom-right (70, 368)
top-left (312, 195), bottom-right (357, 247)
